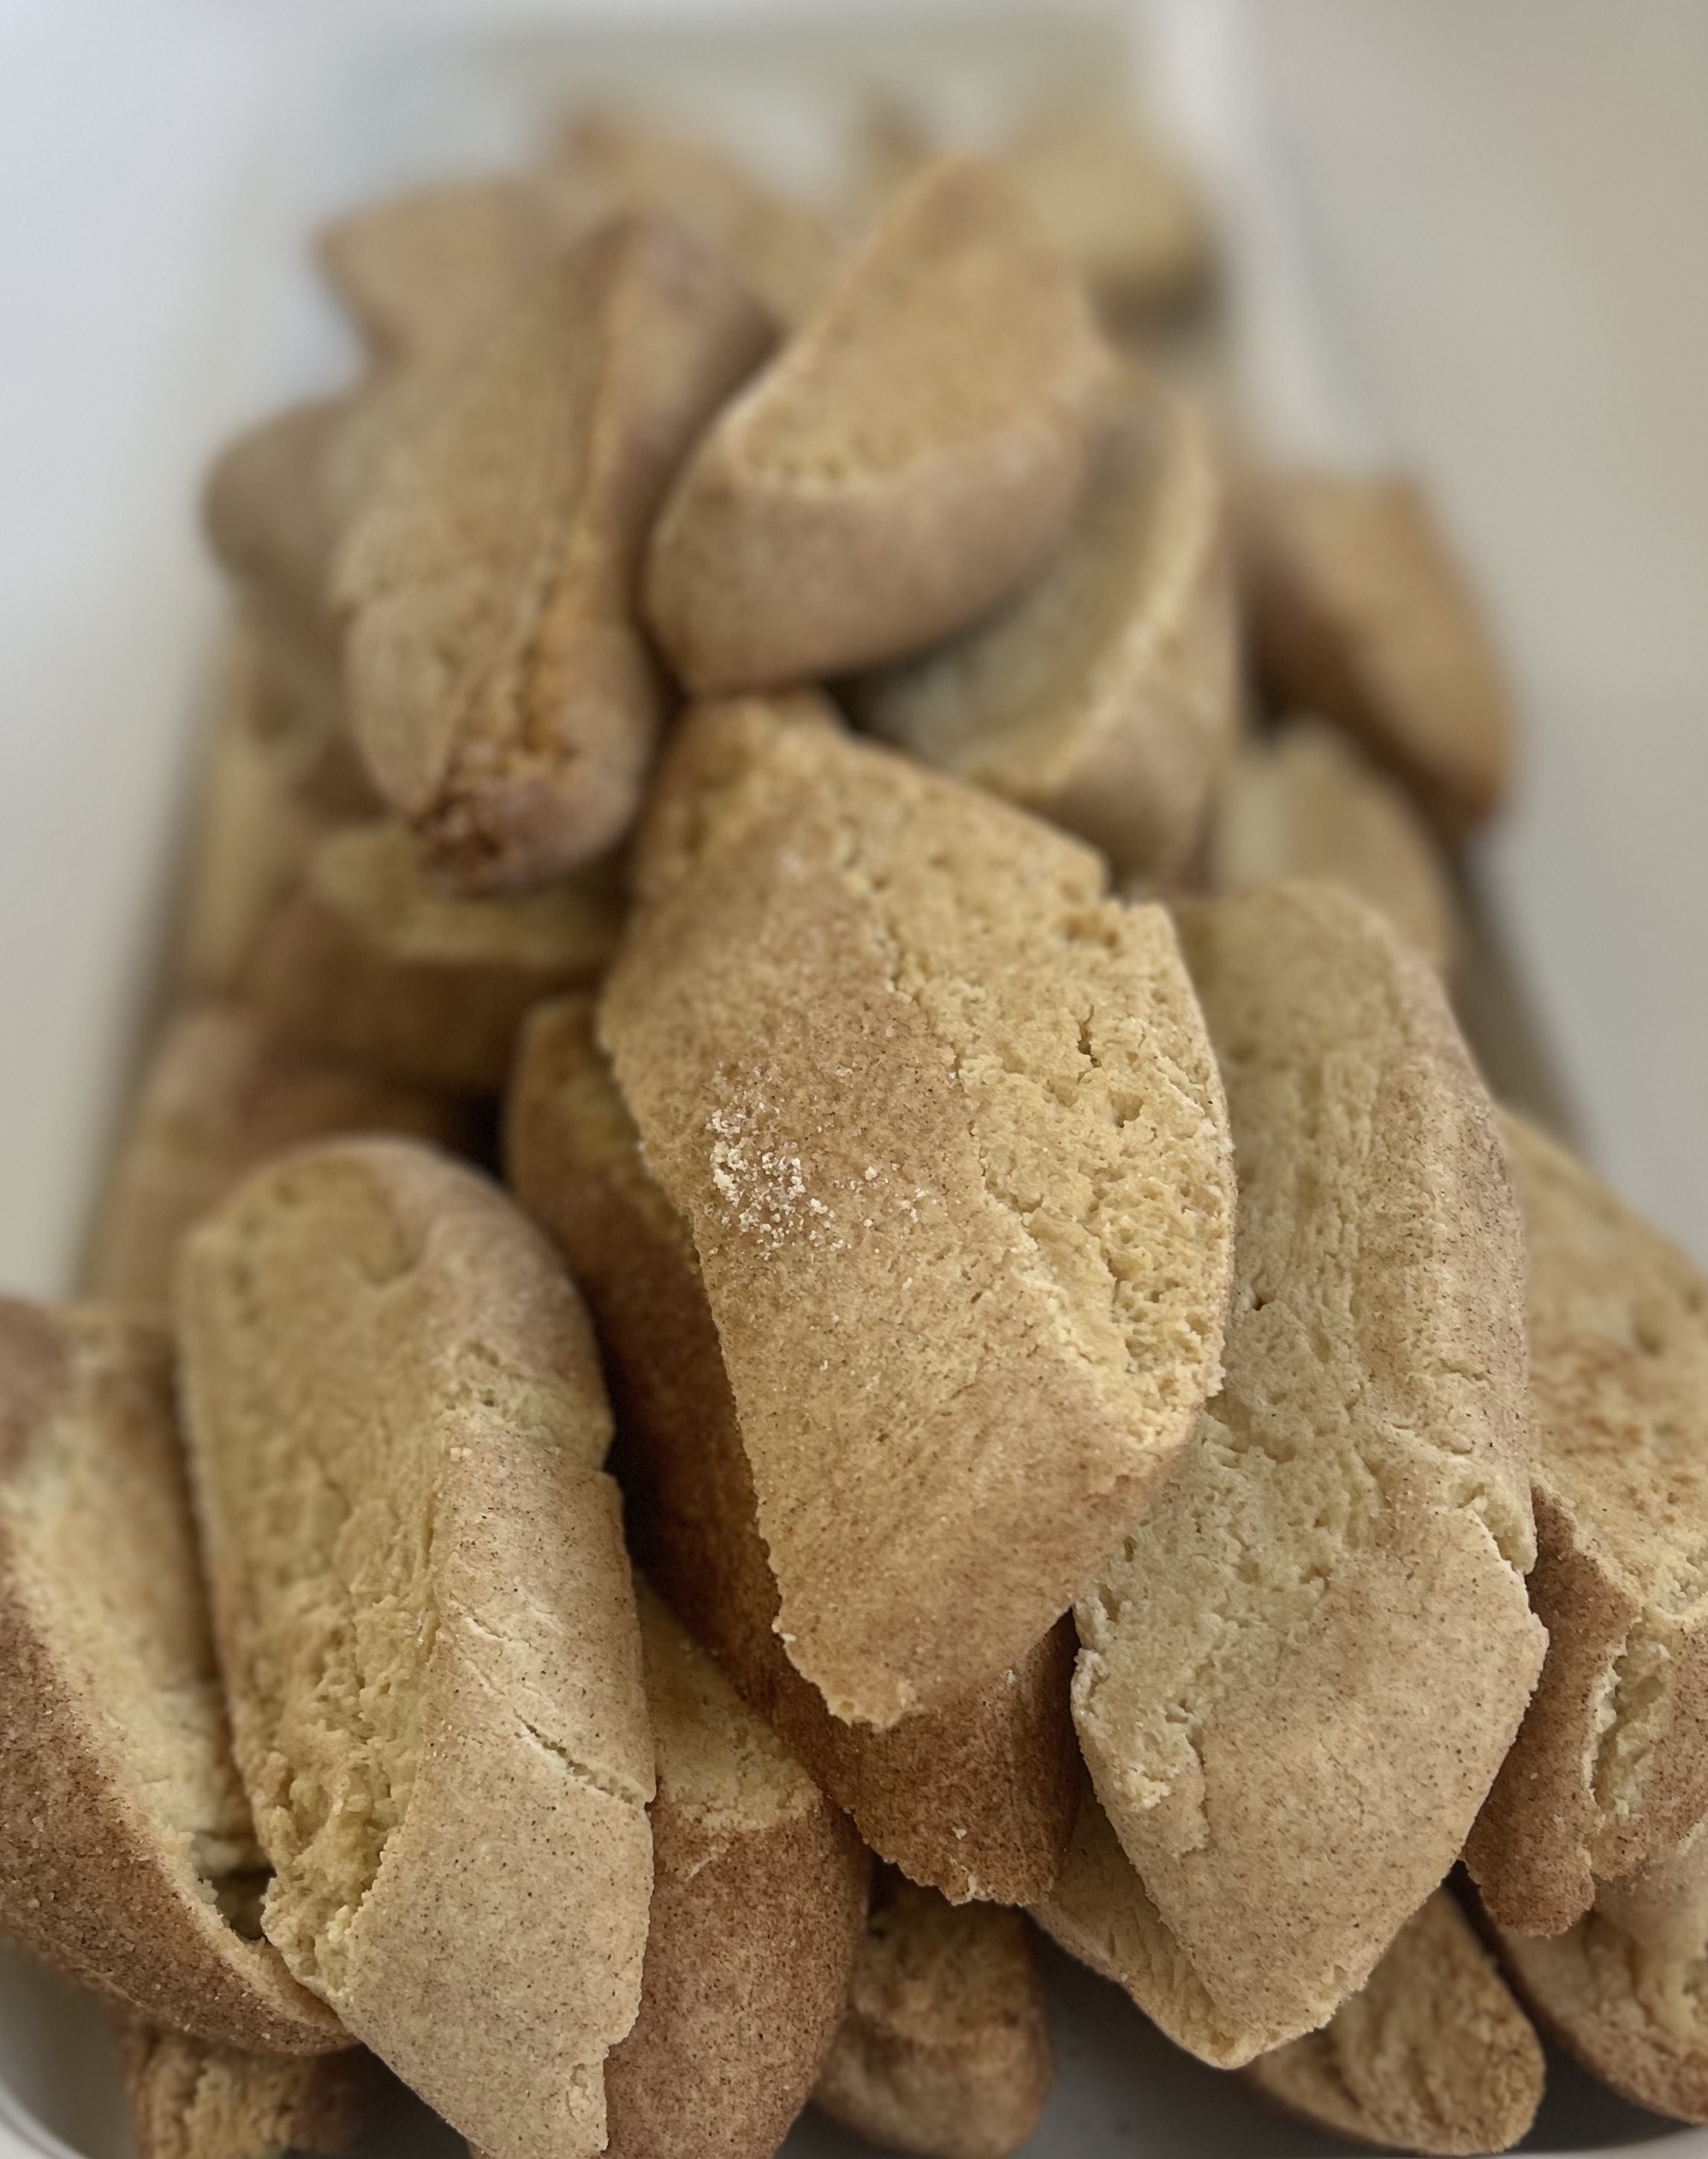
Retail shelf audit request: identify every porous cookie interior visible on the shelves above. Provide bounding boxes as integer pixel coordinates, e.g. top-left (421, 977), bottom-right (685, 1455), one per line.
top-left (634, 1581), bottom-right (818, 1839)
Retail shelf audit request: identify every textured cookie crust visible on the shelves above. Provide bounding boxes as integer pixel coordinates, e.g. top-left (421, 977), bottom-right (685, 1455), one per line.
top-left (645, 158), bottom-right (1110, 693)
top-left (337, 216), bottom-right (771, 889)
top-left (0, 1300), bottom-right (341, 2052)
top-left (1074, 880), bottom-right (1542, 2040)
top-left (1210, 717), bottom-right (1458, 976)
top-left (506, 993), bottom-right (1080, 1903)
top-left (1467, 1113), bottom-right (1708, 1935)
top-left (604, 1585), bottom-right (868, 2159)
top-left (176, 1139), bottom-right (653, 2159)
top-left (116, 2023), bottom-right (389, 2159)
top-left (1239, 468), bottom-right (1514, 833)
top-left (244, 818), bottom-right (622, 1092)
top-left (598, 695), bottom-right (1235, 1727)
top-left (812, 1873), bottom-right (1053, 2159)
top-left (1246, 1891), bottom-right (1544, 2156)
top-left (88, 1002), bottom-right (468, 1317)
top-left (858, 365), bottom-right (1236, 881)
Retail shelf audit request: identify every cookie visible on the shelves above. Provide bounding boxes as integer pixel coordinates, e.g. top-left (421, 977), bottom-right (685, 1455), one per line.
top-left (505, 991), bottom-right (1080, 1904)
top-left (176, 1139), bottom-right (653, 2159)
top-left (87, 1002), bottom-right (469, 1317)
top-left (336, 217), bottom-right (771, 889)
top-left (1239, 468), bottom-right (1515, 832)
top-left (242, 818), bottom-right (622, 1092)
top-left (603, 1582), bottom-right (868, 2159)
top-left (644, 158), bottom-right (1111, 693)
top-left (1210, 717), bottom-right (1459, 974)
top-left (1074, 880), bottom-right (1543, 2040)
top-left (598, 693), bottom-right (1235, 1727)
top-left (0, 1300), bottom-right (342, 2052)
top-left (1030, 1786), bottom-right (1286, 2066)
top-left (1496, 1824), bottom-right (1708, 2124)
top-left (1245, 1890), bottom-right (1544, 2155)
top-left (1467, 1113), bottom-right (1708, 1933)
top-left (856, 365), bottom-right (1236, 880)
top-left (812, 1871), bottom-right (1052, 2159)
top-left (545, 110), bottom-right (840, 330)
top-left (115, 2025), bottom-right (389, 2159)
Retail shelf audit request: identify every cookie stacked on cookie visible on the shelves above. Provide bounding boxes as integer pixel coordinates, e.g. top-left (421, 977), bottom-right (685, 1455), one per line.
top-left (3, 89), bottom-right (1699, 2159)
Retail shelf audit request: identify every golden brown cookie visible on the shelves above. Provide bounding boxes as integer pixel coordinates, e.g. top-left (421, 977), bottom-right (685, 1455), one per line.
top-left (505, 992), bottom-right (1080, 1904)
top-left (545, 110), bottom-right (841, 330)
top-left (242, 818), bottom-right (622, 1092)
top-left (598, 694), bottom-right (1235, 1728)
top-left (176, 1139), bottom-right (653, 2159)
top-left (336, 217), bottom-right (771, 889)
top-left (603, 1583), bottom-right (868, 2159)
top-left (812, 1872), bottom-right (1053, 2159)
top-left (1496, 1824), bottom-right (1708, 2124)
top-left (1074, 881), bottom-right (1543, 2044)
top-left (997, 95), bottom-right (1213, 320)
top-left (645, 158), bottom-right (1111, 693)
top-left (1239, 467), bottom-right (1515, 833)
top-left (856, 365), bottom-right (1235, 880)
top-left (0, 1300), bottom-right (342, 2053)
top-left (115, 2023), bottom-right (390, 2159)
top-left (1209, 717), bottom-right (1459, 975)
top-left (87, 1002), bottom-right (470, 1317)
top-left (1245, 1891), bottom-right (1544, 2155)
top-left (1031, 1785), bottom-right (1282, 2067)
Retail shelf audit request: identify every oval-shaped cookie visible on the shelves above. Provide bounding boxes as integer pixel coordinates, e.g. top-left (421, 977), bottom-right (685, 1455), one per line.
top-left (1073, 879), bottom-right (1543, 2043)
top-left (505, 992), bottom-right (1080, 1904)
top-left (604, 1583), bottom-right (868, 2159)
top-left (644, 158), bottom-right (1110, 693)
top-left (812, 1872), bottom-right (1053, 2159)
top-left (598, 693), bottom-right (1235, 1728)
top-left (176, 1139), bottom-right (653, 2159)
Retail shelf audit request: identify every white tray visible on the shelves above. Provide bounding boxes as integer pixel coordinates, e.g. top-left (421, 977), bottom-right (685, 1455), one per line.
top-left (0, 2), bottom-right (1699, 2153)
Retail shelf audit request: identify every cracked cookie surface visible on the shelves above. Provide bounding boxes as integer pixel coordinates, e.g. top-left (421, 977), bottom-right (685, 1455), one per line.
top-left (177, 1138), bottom-right (652, 2159)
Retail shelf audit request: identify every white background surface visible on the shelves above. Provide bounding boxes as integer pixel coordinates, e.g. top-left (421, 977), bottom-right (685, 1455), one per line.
top-left (0, 3), bottom-right (1705, 2156)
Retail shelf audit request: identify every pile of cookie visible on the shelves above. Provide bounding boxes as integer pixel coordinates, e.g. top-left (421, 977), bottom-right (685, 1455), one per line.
top-left (2, 97), bottom-right (1705, 2159)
